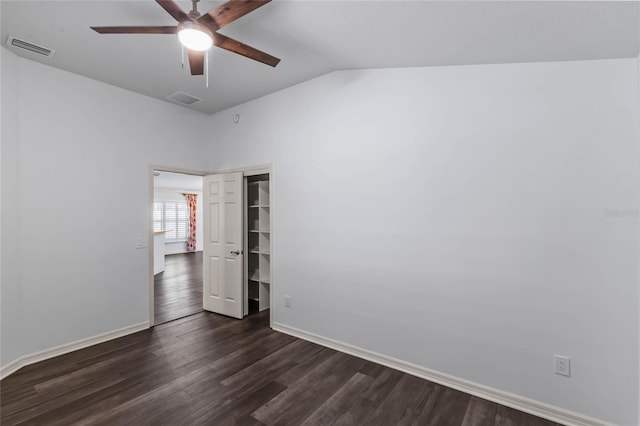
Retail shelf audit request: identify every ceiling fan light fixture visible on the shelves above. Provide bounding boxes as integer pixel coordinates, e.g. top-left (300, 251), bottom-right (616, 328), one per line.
top-left (177, 22), bottom-right (213, 51)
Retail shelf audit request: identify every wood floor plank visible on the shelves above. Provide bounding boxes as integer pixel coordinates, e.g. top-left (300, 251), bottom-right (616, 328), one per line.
top-left (495, 404), bottom-right (554, 426)
top-left (18, 357), bottom-right (205, 425)
top-left (274, 345), bottom-right (335, 386)
top-left (192, 380), bottom-right (288, 425)
top-left (1, 374), bottom-right (127, 425)
top-left (462, 396), bottom-right (498, 426)
top-left (396, 380), bottom-right (441, 426)
top-left (425, 387), bottom-right (472, 425)
top-left (221, 339), bottom-right (314, 388)
top-left (251, 352), bottom-right (366, 425)
top-left (366, 374), bottom-right (437, 425)
top-left (300, 372), bottom-right (374, 425)
top-left (333, 396), bottom-right (379, 425)
top-left (359, 366), bottom-right (404, 403)
top-left (358, 360), bottom-right (389, 378)
top-left (0, 308), bottom-right (563, 426)
top-left (89, 389), bottom-right (193, 426)
top-left (2, 345), bottom-right (168, 420)
top-left (404, 383), bottom-right (445, 425)
top-left (154, 252), bottom-right (203, 325)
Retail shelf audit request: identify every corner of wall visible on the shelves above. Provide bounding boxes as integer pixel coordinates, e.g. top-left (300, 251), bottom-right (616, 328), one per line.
top-left (636, 16), bottom-right (640, 416)
top-left (0, 46), bottom-right (24, 372)
top-left (636, 6), bottom-right (640, 419)
top-left (637, 51), bottom-right (640, 426)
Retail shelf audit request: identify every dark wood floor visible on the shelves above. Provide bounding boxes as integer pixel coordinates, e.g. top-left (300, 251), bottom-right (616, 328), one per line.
top-left (0, 310), bottom-right (561, 426)
top-left (154, 251), bottom-right (203, 325)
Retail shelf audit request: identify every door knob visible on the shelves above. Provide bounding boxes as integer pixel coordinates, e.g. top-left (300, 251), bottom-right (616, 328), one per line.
top-left (230, 250), bottom-right (241, 255)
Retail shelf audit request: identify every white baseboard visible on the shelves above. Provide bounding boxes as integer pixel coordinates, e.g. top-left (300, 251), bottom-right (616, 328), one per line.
top-left (0, 321), bottom-right (149, 380)
top-left (272, 322), bottom-right (610, 426)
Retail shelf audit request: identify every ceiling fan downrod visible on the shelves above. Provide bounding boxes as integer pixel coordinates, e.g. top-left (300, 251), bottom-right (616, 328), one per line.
top-left (188, 0), bottom-right (201, 20)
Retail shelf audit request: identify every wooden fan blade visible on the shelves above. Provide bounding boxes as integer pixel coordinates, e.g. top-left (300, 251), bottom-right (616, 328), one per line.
top-left (91, 26), bottom-right (177, 34)
top-left (200, 0), bottom-right (271, 30)
top-left (213, 33), bottom-right (280, 67)
top-left (188, 50), bottom-right (205, 75)
top-left (156, 0), bottom-right (191, 22)
top-left (197, 13), bottom-right (220, 32)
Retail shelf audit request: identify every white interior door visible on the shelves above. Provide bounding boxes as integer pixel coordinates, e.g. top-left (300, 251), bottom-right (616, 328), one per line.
top-left (203, 172), bottom-right (244, 319)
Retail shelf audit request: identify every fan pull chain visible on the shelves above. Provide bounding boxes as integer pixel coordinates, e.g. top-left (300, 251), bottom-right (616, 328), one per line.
top-left (181, 44), bottom-right (185, 69)
top-left (205, 50), bottom-right (209, 88)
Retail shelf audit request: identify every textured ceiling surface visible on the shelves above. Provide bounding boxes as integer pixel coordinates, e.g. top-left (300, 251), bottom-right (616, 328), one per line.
top-left (2, 1), bottom-right (639, 114)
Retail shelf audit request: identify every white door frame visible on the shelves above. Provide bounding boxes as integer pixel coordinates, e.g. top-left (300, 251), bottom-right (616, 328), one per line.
top-left (211, 164), bottom-right (274, 327)
top-left (148, 165), bottom-right (207, 327)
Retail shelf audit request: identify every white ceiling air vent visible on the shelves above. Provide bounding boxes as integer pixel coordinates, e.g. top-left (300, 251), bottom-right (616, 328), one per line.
top-left (166, 91), bottom-right (202, 106)
top-left (6, 36), bottom-right (55, 57)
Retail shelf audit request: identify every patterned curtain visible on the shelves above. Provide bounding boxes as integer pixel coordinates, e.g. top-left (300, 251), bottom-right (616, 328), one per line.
top-left (183, 193), bottom-right (198, 251)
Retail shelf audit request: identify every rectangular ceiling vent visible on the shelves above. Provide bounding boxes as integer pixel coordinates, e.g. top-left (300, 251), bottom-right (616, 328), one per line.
top-left (6, 36), bottom-right (55, 57)
top-left (166, 91), bottom-right (202, 106)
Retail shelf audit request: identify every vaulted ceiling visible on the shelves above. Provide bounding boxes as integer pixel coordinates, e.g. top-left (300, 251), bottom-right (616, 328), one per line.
top-left (2, 1), bottom-right (638, 114)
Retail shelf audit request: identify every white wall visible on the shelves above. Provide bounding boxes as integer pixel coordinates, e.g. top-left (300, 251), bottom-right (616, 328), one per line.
top-left (205, 59), bottom-right (640, 425)
top-left (0, 48), bottom-right (23, 368)
top-left (154, 187), bottom-right (204, 254)
top-left (2, 46), bottom-right (638, 425)
top-left (636, 53), bottom-right (640, 426)
top-left (1, 48), bottom-right (209, 367)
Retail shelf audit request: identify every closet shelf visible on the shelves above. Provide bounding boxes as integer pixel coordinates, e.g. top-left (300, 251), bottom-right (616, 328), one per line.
top-left (250, 249), bottom-right (270, 255)
top-left (247, 175), bottom-right (270, 314)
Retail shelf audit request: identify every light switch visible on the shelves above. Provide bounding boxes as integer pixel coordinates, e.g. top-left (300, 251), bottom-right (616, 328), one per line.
top-left (136, 236), bottom-right (147, 249)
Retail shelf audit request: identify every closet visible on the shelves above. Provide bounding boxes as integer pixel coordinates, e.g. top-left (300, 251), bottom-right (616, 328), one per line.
top-left (245, 174), bottom-right (271, 315)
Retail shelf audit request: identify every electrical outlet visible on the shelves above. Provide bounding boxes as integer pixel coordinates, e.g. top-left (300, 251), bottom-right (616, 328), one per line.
top-left (284, 295), bottom-right (291, 308)
top-left (554, 355), bottom-right (571, 377)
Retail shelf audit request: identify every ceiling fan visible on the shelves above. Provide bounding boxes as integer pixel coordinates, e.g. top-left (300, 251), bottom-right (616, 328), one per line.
top-left (91, 0), bottom-right (280, 76)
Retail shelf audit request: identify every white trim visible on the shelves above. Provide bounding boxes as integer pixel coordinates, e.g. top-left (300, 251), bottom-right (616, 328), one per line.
top-left (268, 171), bottom-right (274, 328)
top-left (272, 322), bottom-right (611, 426)
top-left (0, 321), bottom-right (149, 380)
top-left (212, 163), bottom-right (272, 176)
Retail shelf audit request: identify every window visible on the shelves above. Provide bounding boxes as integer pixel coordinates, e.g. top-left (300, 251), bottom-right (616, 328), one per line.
top-left (153, 201), bottom-right (189, 241)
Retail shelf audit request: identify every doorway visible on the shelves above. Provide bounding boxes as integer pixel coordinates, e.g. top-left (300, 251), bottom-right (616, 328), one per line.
top-left (152, 170), bottom-right (204, 325)
top-left (150, 166), bottom-right (273, 327)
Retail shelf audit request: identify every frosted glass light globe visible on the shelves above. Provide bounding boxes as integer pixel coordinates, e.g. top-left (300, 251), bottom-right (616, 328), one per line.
top-left (178, 22), bottom-right (213, 51)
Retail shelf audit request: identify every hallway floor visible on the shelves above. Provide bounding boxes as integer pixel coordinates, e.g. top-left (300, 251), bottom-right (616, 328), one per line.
top-left (154, 251), bottom-right (203, 325)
